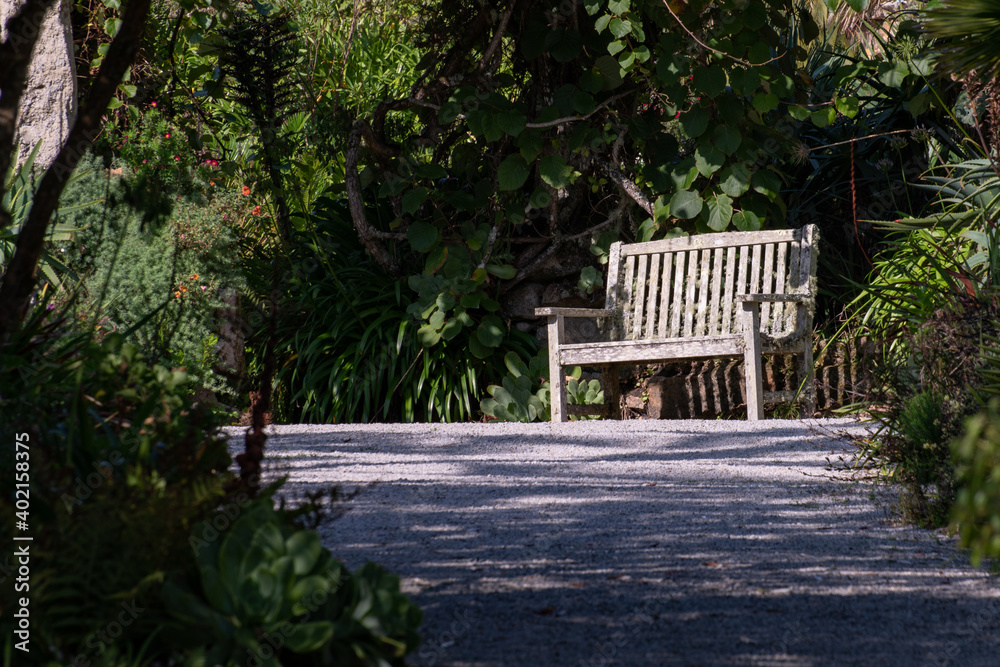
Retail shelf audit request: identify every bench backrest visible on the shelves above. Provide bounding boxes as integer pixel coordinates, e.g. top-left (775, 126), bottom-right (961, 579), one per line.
top-left (605, 225), bottom-right (818, 341)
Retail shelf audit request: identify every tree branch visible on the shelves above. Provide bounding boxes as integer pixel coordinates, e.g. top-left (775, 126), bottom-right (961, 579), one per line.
top-left (344, 119), bottom-right (402, 276)
top-left (597, 161), bottom-right (654, 217)
top-left (0, 0), bottom-right (153, 341)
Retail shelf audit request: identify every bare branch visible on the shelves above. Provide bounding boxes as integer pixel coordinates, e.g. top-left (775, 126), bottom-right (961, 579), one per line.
top-left (597, 161), bottom-right (654, 217)
top-left (344, 119), bottom-right (402, 275)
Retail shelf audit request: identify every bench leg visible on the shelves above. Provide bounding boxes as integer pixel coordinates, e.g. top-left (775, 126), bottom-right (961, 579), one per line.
top-left (601, 366), bottom-right (620, 419)
top-left (741, 302), bottom-right (764, 421)
top-left (547, 314), bottom-right (568, 422)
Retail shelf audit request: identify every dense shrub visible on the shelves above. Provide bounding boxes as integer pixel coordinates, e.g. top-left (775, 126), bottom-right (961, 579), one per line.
top-left (0, 305), bottom-right (422, 665)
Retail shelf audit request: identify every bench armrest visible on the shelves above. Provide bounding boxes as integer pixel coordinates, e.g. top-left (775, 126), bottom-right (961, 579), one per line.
top-left (736, 293), bottom-right (811, 304)
top-left (534, 307), bottom-right (615, 318)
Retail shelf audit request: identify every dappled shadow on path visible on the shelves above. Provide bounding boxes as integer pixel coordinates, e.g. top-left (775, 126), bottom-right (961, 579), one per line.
top-left (246, 423), bottom-right (1000, 667)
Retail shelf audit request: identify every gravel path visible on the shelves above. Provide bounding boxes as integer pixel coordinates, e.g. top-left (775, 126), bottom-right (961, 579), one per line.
top-left (225, 419), bottom-right (1000, 667)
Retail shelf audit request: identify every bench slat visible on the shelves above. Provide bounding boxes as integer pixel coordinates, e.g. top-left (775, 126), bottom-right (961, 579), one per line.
top-left (761, 242), bottom-right (776, 328)
top-left (749, 244), bottom-right (763, 302)
top-left (633, 254), bottom-right (649, 339)
top-left (786, 238), bottom-right (802, 332)
top-left (619, 228), bottom-right (801, 256)
top-left (683, 250), bottom-right (698, 337)
top-left (622, 253), bottom-right (636, 339)
top-left (720, 246), bottom-right (737, 335)
top-left (657, 252), bottom-right (673, 337)
top-left (669, 251), bottom-right (685, 337)
top-left (560, 335), bottom-right (742, 366)
top-left (773, 241), bottom-right (789, 332)
top-left (646, 253), bottom-right (661, 338)
top-left (708, 247), bottom-right (724, 336)
top-left (696, 247), bottom-right (711, 336)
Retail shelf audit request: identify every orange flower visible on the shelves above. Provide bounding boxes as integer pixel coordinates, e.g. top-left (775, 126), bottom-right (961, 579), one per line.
top-left (190, 274), bottom-right (199, 281)
top-left (242, 186), bottom-right (250, 196)
top-left (180, 285), bottom-right (188, 293)
top-left (252, 205), bottom-right (262, 216)
top-left (174, 291), bottom-right (181, 298)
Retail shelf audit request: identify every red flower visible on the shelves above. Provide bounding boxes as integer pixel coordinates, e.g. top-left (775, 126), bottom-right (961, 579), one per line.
top-left (151, 101), bottom-right (158, 108)
top-left (174, 155), bottom-right (181, 161)
top-left (165, 132), bottom-right (171, 138)
top-left (242, 186), bottom-right (251, 196)
top-left (252, 205), bottom-right (262, 216)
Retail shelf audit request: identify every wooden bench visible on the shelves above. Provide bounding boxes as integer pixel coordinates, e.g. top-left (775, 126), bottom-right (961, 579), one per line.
top-left (535, 225), bottom-right (819, 421)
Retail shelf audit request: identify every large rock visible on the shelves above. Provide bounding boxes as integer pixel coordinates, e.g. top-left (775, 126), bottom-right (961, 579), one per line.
top-left (1, 0), bottom-right (77, 170)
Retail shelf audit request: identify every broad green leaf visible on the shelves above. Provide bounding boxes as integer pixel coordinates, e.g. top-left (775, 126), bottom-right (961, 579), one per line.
top-left (545, 28), bottom-right (583, 63)
top-left (705, 193), bottom-right (733, 231)
top-left (595, 14), bottom-right (612, 33)
top-left (714, 125), bottom-right (742, 155)
top-left (751, 92), bottom-right (779, 112)
top-left (695, 144), bottom-right (725, 177)
top-left (835, 96), bottom-right (859, 118)
top-left (498, 154), bottom-right (530, 191)
top-left (580, 68), bottom-right (603, 93)
top-left (595, 55), bottom-right (624, 89)
top-left (719, 163), bottom-right (751, 197)
top-left (788, 105), bottom-right (811, 121)
top-left (732, 209), bottom-right (762, 231)
top-left (846, 0), bottom-right (870, 13)
top-left (416, 163), bottom-right (449, 179)
top-left (497, 110), bottom-right (527, 136)
top-left (679, 107), bottom-right (709, 138)
top-left (407, 221), bottom-right (439, 252)
top-left (439, 101), bottom-right (462, 124)
top-left (608, 0), bottom-right (630, 12)
top-left (486, 264), bottom-right (517, 279)
top-left (402, 187), bottom-right (428, 215)
top-left (878, 61), bottom-right (909, 87)
top-left (669, 189), bottom-right (703, 219)
top-left (693, 65), bottom-right (727, 98)
top-left (517, 130), bottom-right (544, 162)
top-left (609, 18), bottom-right (632, 39)
top-left (477, 316), bottom-right (505, 347)
top-left (608, 39), bottom-right (626, 56)
top-left (539, 154), bottom-right (575, 189)
top-left (729, 67), bottom-right (760, 96)
top-left (810, 107), bottom-right (836, 128)
top-left (751, 169), bottom-right (782, 200)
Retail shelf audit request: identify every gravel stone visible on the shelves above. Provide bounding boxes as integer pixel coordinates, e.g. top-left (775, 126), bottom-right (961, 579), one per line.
top-left (223, 419), bottom-right (1000, 667)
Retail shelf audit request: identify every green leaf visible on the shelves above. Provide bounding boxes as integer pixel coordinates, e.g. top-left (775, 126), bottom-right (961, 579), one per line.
top-left (719, 163), bottom-right (751, 197)
top-left (679, 107), bottom-right (709, 138)
top-left (729, 67), bottom-right (760, 96)
top-left (517, 130), bottom-right (544, 162)
top-left (732, 209), bottom-right (762, 231)
top-left (545, 28), bottom-right (583, 63)
top-left (477, 316), bottom-right (505, 348)
top-left (705, 192), bottom-right (733, 231)
top-left (877, 61), bottom-right (909, 87)
top-left (669, 190), bottom-right (703, 220)
top-left (572, 89), bottom-right (596, 115)
top-left (595, 55), bottom-right (624, 89)
top-left (580, 68), bottom-right (603, 93)
top-left (497, 109), bottom-right (527, 137)
top-left (835, 96), bottom-right (859, 118)
top-left (439, 101), bottom-right (462, 124)
top-left (751, 92), bottom-right (779, 112)
top-left (751, 170), bottom-right (782, 200)
top-left (104, 17), bottom-right (123, 37)
top-left (416, 163), bottom-right (449, 179)
top-left (402, 187), bottom-right (428, 215)
top-left (486, 264), bottom-right (517, 279)
top-left (498, 154), bottom-right (530, 191)
top-left (585, 0), bottom-right (603, 15)
top-left (609, 18), bottom-right (632, 39)
top-left (695, 144), bottom-right (725, 177)
top-left (407, 221), bottom-right (439, 252)
top-left (594, 14), bottom-right (612, 33)
top-left (810, 107), bottom-right (836, 128)
top-left (539, 154), bottom-right (575, 189)
top-left (608, 39), bottom-right (626, 56)
top-left (788, 105), bottom-right (811, 121)
top-left (693, 65), bottom-right (727, 98)
top-left (714, 125), bottom-right (742, 156)
top-left (846, 0), bottom-right (870, 13)
top-left (608, 0), bottom-right (630, 12)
